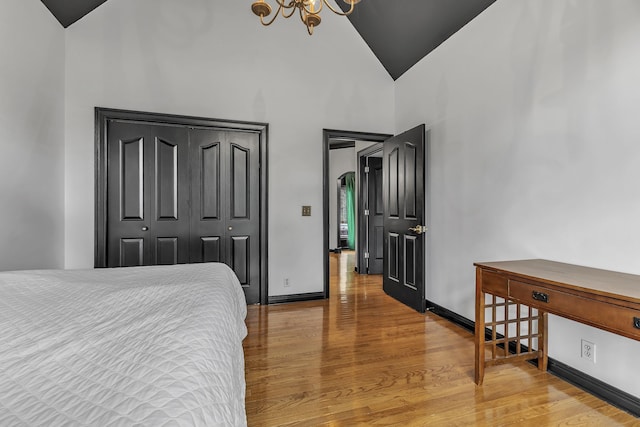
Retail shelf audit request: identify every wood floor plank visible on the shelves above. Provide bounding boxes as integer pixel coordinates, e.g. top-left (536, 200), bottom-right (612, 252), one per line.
top-left (244, 251), bottom-right (639, 426)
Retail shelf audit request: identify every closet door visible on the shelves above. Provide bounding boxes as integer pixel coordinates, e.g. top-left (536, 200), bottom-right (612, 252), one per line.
top-left (101, 115), bottom-right (264, 304)
top-left (106, 121), bottom-right (190, 267)
top-left (190, 129), bottom-right (261, 304)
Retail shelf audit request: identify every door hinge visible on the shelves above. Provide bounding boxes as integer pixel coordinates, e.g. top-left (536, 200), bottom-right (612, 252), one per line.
top-left (364, 209), bottom-right (369, 216)
top-left (364, 166), bottom-right (370, 173)
top-left (364, 252), bottom-right (370, 259)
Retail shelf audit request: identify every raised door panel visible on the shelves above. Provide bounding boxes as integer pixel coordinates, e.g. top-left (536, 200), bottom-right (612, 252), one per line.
top-left (388, 232), bottom-right (399, 282)
top-left (120, 238), bottom-right (144, 267)
top-left (388, 147), bottom-right (400, 218)
top-left (201, 143), bottom-right (221, 220)
top-left (404, 142), bottom-right (417, 219)
top-left (404, 235), bottom-right (417, 290)
top-left (230, 144), bottom-right (250, 220)
top-left (156, 139), bottom-right (178, 220)
top-left (231, 236), bottom-right (250, 285)
top-left (374, 164), bottom-right (384, 216)
top-left (201, 236), bottom-right (222, 263)
top-left (156, 237), bottom-right (178, 265)
top-left (373, 226), bottom-right (384, 260)
top-left (120, 138), bottom-right (144, 220)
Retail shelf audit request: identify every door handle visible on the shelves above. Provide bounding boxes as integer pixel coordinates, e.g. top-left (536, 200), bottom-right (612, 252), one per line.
top-left (408, 225), bottom-right (427, 235)
top-left (142, 226), bottom-right (149, 231)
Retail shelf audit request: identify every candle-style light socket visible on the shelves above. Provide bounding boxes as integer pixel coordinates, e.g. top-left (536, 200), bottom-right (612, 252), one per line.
top-left (251, 1), bottom-right (272, 17)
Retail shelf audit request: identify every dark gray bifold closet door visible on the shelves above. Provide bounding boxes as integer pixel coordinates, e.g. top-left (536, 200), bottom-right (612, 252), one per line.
top-left (189, 128), bottom-right (261, 304)
top-left (107, 122), bottom-right (190, 267)
top-left (106, 120), bottom-right (261, 304)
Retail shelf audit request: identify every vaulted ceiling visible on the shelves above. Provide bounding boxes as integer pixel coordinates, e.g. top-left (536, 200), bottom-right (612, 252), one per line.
top-left (39, 0), bottom-right (496, 80)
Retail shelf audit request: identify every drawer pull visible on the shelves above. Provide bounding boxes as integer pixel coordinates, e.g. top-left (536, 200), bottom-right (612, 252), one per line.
top-left (532, 290), bottom-right (549, 303)
top-left (634, 317), bottom-right (640, 329)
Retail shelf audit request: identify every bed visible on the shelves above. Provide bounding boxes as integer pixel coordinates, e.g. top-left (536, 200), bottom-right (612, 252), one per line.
top-left (0, 262), bottom-right (248, 426)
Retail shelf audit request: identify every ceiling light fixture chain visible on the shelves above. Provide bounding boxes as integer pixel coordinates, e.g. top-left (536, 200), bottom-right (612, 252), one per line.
top-left (251, 0), bottom-right (360, 35)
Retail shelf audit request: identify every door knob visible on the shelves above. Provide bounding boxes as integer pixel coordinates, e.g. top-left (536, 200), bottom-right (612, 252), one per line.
top-left (228, 226), bottom-right (233, 231)
top-left (408, 225), bottom-right (427, 235)
top-left (142, 226), bottom-right (149, 231)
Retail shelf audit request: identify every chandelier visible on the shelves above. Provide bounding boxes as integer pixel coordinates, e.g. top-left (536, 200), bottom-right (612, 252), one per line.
top-left (251, 0), bottom-right (360, 35)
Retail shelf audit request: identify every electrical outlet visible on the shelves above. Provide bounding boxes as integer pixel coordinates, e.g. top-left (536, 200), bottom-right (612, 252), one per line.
top-left (284, 278), bottom-right (290, 288)
top-left (581, 339), bottom-right (596, 363)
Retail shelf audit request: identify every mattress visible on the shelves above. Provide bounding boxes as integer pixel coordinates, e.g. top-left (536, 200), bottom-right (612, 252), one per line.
top-left (0, 263), bottom-right (248, 426)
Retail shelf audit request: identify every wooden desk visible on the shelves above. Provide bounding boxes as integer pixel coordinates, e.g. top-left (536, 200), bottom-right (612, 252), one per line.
top-left (474, 259), bottom-right (640, 385)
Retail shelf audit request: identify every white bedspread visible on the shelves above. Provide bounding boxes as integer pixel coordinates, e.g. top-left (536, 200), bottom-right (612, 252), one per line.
top-left (0, 263), bottom-right (247, 427)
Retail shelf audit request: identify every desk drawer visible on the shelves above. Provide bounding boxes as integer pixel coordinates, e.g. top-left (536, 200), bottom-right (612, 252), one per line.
top-left (509, 280), bottom-right (640, 340)
top-left (482, 270), bottom-right (508, 295)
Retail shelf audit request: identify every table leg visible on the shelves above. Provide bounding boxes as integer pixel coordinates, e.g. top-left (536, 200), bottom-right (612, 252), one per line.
top-left (474, 267), bottom-right (485, 385)
top-left (538, 311), bottom-right (548, 371)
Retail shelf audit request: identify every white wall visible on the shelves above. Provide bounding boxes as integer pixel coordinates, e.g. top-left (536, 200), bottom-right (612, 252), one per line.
top-left (395, 0), bottom-right (640, 396)
top-left (64, 0), bottom-right (395, 296)
top-left (0, 0), bottom-right (65, 270)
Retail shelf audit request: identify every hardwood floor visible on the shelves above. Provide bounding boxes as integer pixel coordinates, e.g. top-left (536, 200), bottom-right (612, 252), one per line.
top-left (244, 251), bottom-right (639, 426)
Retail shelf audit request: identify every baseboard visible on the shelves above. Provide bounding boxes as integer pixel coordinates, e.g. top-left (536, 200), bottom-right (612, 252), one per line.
top-left (426, 299), bottom-right (475, 333)
top-left (545, 359), bottom-right (640, 416)
top-left (425, 299), bottom-right (640, 417)
top-left (268, 292), bottom-right (325, 304)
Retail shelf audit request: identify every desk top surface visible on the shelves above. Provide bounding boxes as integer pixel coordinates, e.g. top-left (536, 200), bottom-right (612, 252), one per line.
top-left (474, 259), bottom-right (640, 304)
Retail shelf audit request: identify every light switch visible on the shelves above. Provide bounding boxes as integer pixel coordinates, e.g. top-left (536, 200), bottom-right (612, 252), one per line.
top-left (302, 205), bottom-right (311, 216)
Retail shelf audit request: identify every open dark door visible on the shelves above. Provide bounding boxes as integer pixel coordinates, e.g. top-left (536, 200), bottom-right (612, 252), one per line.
top-left (365, 156), bottom-right (384, 274)
top-left (382, 124), bottom-right (426, 312)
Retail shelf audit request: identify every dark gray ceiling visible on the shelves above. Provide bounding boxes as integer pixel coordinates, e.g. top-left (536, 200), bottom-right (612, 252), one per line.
top-left (338, 0), bottom-right (496, 79)
top-left (39, 0), bottom-right (496, 80)
top-left (40, 0), bottom-right (107, 28)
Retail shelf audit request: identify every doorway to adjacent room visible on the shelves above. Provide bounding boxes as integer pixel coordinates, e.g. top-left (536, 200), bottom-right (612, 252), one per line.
top-left (322, 126), bottom-right (428, 312)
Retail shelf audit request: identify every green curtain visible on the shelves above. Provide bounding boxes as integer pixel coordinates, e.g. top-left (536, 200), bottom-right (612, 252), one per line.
top-left (345, 172), bottom-right (356, 250)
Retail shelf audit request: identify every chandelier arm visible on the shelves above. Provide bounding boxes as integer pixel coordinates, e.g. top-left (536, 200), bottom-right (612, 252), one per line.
top-left (273, 0), bottom-right (295, 7)
top-left (282, 3), bottom-right (298, 19)
top-left (259, 1), bottom-right (284, 26)
top-left (321, 0), bottom-right (355, 16)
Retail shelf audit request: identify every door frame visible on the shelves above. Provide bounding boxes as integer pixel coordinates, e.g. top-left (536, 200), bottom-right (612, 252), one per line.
top-left (356, 143), bottom-right (383, 274)
top-left (95, 107), bottom-right (269, 305)
top-left (322, 129), bottom-right (392, 299)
